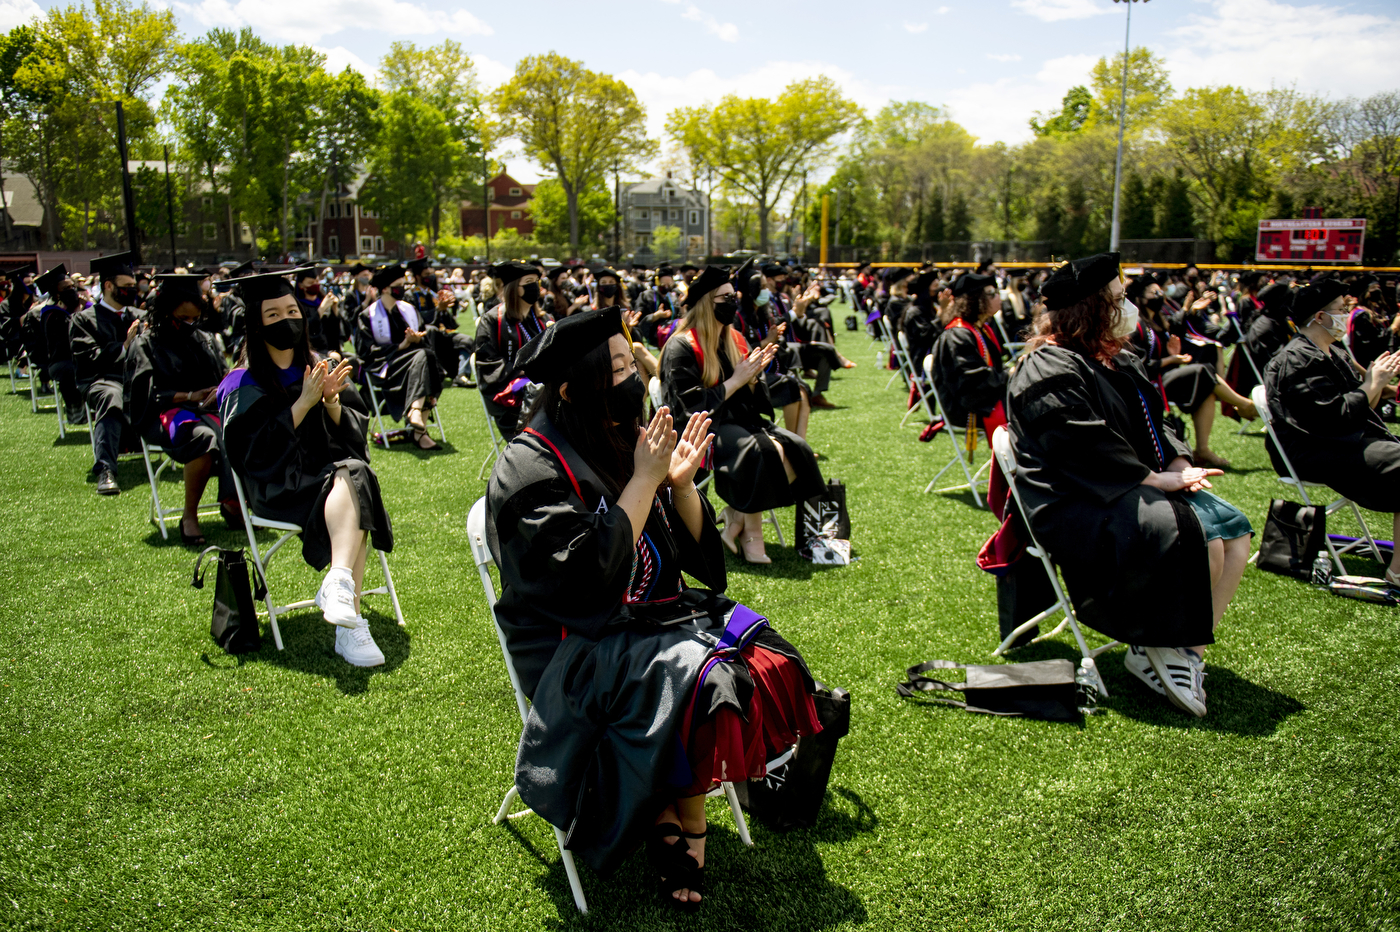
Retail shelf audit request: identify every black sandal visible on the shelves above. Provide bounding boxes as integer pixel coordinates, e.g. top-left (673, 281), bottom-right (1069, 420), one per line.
top-left (648, 823), bottom-right (702, 913)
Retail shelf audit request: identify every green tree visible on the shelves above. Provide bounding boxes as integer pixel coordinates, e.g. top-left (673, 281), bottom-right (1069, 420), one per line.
top-left (651, 224), bottom-right (682, 262)
top-left (667, 76), bottom-right (861, 253)
top-left (493, 53), bottom-right (655, 256)
top-left (1086, 47), bottom-right (1173, 131)
top-left (361, 90), bottom-right (459, 258)
top-left (528, 177), bottom-right (615, 249)
top-left (1030, 86), bottom-right (1092, 137)
top-left (307, 67), bottom-right (379, 259)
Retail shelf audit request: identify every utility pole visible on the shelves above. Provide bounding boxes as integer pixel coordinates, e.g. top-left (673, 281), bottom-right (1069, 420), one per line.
top-left (163, 144), bottom-right (179, 267)
top-left (1109, 0), bottom-right (1147, 253)
top-left (819, 194), bottom-right (829, 267)
top-left (115, 102), bottom-right (140, 260)
top-left (613, 158), bottom-right (621, 263)
top-left (482, 145), bottom-right (490, 264)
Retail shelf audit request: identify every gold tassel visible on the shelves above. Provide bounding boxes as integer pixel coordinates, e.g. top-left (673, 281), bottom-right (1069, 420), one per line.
top-left (966, 413), bottom-right (978, 452)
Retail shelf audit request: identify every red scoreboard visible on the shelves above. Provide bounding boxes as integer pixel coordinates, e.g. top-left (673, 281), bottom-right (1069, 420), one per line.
top-left (1256, 218), bottom-right (1366, 263)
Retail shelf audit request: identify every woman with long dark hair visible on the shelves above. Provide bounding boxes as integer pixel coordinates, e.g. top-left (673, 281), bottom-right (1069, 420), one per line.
top-left (1007, 252), bottom-right (1251, 719)
top-left (487, 307), bottom-right (823, 911)
top-left (931, 272), bottom-right (1008, 438)
top-left (475, 260), bottom-right (550, 439)
top-left (659, 266), bottom-right (824, 563)
top-left (354, 264), bottom-right (444, 451)
top-left (125, 272), bottom-right (232, 545)
top-left (217, 270), bottom-right (393, 668)
top-left (733, 259), bottom-right (809, 438)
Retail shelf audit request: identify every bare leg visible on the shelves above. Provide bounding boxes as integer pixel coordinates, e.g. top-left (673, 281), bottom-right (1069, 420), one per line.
top-left (794, 392), bottom-right (810, 439)
top-left (325, 467), bottom-right (363, 570)
top-left (782, 400), bottom-right (800, 434)
top-left (407, 399), bottom-right (439, 449)
top-left (654, 797), bottom-right (706, 905)
top-left (352, 531), bottom-right (369, 612)
top-left (774, 441), bottom-right (798, 483)
top-left (1192, 400), bottom-right (1217, 456)
top-left (1192, 534), bottom-right (1248, 655)
top-left (740, 510), bottom-right (770, 562)
top-left (1212, 377), bottom-right (1258, 418)
top-left (181, 453), bottom-right (214, 535)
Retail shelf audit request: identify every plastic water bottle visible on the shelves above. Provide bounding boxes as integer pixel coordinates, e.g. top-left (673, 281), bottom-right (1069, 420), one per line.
top-left (1311, 553), bottom-right (1332, 587)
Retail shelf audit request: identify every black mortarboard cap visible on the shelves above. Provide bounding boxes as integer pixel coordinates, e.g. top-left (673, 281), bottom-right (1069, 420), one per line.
top-left (1291, 279), bottom-right (1349, 324)
top-left (154, 272), bottom-right (207, 300)
top-left (89, 253), bottom-right (133, 282)
top-left (1041, 252), bottom-right (1120, 311)
top-left (1257, 282), bottom-right (1292, 313)
top-left (656, 265), bottom-right (676, 279)
top-left (350, 262), bottom-right (370, 275)
top-left (594, 267), bottom-right (621, 282)
top-left (546, 265), bottom-right (572, 282)
top-left (229, 259), bottom-right (259, 279)
top-left (294, 266), bottom-right (320, 282)
top-left (34, 264), bottom-right (67, 295)
top-left (515, 307), bottom-right (624, 383)
top-left (4, 262), bottom-right (36, 283)
top-left (679, 263), bottom-right (698, 272)
top-left (489, 260), bottom-right (535, 286)
top-left (406, 257), bottom-right (429, 274)
top-left (370, 265), bottom-right (405, 290)
top-left (1238, 271), bottom-right (1263, 288)
top-left (235, 268), bottom-right (305, 307)
top-left (954, 272), bottom-right (996, 298)
top-left (883, 267), bottom-right (914, 286)
top-left (912, 269), bottom-right (940, 295)
top-left (1350, 274), bottom-right (1378, 299)
top-left (683, 265), bottom-right (732, 308)
top-left (761, 263), bottom-right (785, 278)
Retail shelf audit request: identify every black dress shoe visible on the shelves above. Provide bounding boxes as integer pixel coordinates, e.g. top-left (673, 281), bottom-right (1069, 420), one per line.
top-left (96, 469), bottom-right (120, 495)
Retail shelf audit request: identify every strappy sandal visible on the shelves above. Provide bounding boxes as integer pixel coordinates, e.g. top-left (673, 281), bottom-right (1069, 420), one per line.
top-left (648, 823), bottom-right (703, 913)
top-left (741, 534), bottom-right (771, 565)
top-left (719, 508), bottom-right (742, 555)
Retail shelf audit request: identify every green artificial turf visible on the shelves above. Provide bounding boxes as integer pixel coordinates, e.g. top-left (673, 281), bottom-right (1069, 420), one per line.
top-left (1, 318), bottom-right (1397, 932)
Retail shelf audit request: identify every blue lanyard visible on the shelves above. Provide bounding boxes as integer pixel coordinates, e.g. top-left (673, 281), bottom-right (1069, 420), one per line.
top-left (1133, 385), bottom-right (1166, 470)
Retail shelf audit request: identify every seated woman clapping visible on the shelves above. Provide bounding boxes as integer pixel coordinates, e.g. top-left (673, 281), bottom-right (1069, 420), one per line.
top-left (217, 270), bottom-right (394, 668)
top-left (1263, 279), bottom-right (1400, 585)
top-left (659, 266), bottom-right (825, 564)
top-left (475, 260), bottom-right (550, 440)
top-left (354, 264), bottom-right (444, 451)
top-left (1007, 252), bottom-right (1251, 718)
top-left (931, 272), bottom-right (1008, 437)
top-left (486, 308), bottom-right (822, 911)
top-left (125, 272), bottom-right (232, 546)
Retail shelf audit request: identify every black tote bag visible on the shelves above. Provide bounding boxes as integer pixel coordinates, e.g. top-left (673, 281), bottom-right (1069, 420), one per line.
top-left (733, 681), bottom-right (851, 830)
top-left (191, 546), bottom-right (264, 654)
top-left (1255, 499), bottom-right (1326, 579)
top-left (895, 658), bottom-right (1081, 721)
top-left (795, 479), bottom-right (851, 558)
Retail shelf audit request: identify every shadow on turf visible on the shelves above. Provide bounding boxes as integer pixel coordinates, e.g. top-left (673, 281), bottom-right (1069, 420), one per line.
top-left (510, 786), bottom-right (872, 929)
top-left (201, 608), bottom-right (412, 693)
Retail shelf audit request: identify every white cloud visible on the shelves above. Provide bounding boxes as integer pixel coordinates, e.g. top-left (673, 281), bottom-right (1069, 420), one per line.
top-left (943, 53), bottom-right (1097, 144)
top-left (0, 0), bottom-right (42, 30)
top-left (903, 21), bottom-right (928, 34)
top-left (315, 45), bottom-right (376, 78)
top-left (936, 5), bottom-right (950, 12)
top-left (987, 53), bottom-right (1022, 62)
top-left (1011, 0), bottom-right (1113, 23)
top-left (1162, 0), bottom-right (1400, 99)
top-left (472, 54), bottom-right (514, 90)
top-left (177, 0), bottom-right (492, 43)
top-left (679, 4), bottom-right (739, 42)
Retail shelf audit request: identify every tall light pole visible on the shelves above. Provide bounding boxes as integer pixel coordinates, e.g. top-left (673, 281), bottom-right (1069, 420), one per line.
top-left (1109, 0), bottom-right (1147, 254)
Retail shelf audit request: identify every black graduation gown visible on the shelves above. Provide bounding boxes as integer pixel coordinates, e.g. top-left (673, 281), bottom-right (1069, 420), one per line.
top-left (69, 302), bottom-right (135, 425)
top-left (301, 294), bottom-right (347, 357)
top-left (1262, 334), bottom-right (1400, 512)
top-left (1348, 308), bottom-right (1389, 369)
top-left (474, 307), bottom-right (548, 437)
top-left (0, 291), bottom-right (30, 361)
top-left (1007, 344), bottom-right (1213, 648)
top-left (883, 295), bottom-right (910, 333)
top-left (124, 326), bottom-right (228, 462)
top-left (902, 299), bottom-right (940, 375)
top-left (354, 299), bottom-right (444, 422)
top-left (1128, 318), bottom-right (1216, 415)
top-left (1230, 306), bottom-right (1295, 398)
top-left (931, 319), bottom-right (1007, 427)
top-left (217, 366), bottom-right (391, 570)
top-left (486, 413), bottom-right (812, 875)
top-left (735, 303), bottom-right (805, 409)
top-left (659, 329), bottom-right (824, 513)
top-left (1167, 308), bottom-right (1233, 369)
top-left (20, 303), bottom-right (50, 371)
top-left (635, 287), bottom-right (680, 346)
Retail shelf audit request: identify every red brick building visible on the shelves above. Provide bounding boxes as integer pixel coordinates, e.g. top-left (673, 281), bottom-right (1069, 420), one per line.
top-left (308, 172), bottom-right (403, 261)
top-left (460, 172), bottom-right (536, 238)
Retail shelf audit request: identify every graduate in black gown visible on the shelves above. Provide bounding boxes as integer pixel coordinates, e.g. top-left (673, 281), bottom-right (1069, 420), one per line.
top-left (0, 264), bottom-right (35, 365)
top-left (769, 264), bottom-right (846, 409)
top-left (474, 260), bottom-right (550, 440)
top-left (902, 269), bottom-right (944, 378)
top-left (125, 273), bottom-right (232, 545)
top-left (734, 259), bottom-right (809, 439)
top-left (70, 252), bottom-right (143, 495)
top-left (355, 264), bottom-right (444, 451)
top-left (36, 269), bottom-right (86, 423)
top-left (20, 265), bottom-right (65, 398)
top-left (931, 272), bottom-right (1009, 439)
top-left (340, 263), bottom-right (374, 337)
top-left (1007, 252), bottom-right (1251, 719)
top-left (1227, 281), bottom-right (1295, 399)
top-left (635, 264), bottom-right (682, 346)
top-left (1262, 279), bottom-right (1400, 585)
top-left (1346, 275), bottom-right (1390, 369)
top-left (659, 266), bottom-right (824, 564)
top-left (217, 269), bottom-right (392, 668)
top-left (487, 308), bottom-right (821, 905)
top-left (296, 267), bottom-right (348, 362)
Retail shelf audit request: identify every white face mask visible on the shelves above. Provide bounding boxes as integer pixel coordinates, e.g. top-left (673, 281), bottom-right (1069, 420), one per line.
top-left (1321, 311), bottom-right (1348, 340)
top-left (755, 288), bottom-right (771, 306)
top-left (1112, 297), bottom-right (1140, 338)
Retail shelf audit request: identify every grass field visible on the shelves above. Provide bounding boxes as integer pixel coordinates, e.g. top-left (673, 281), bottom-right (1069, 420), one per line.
top-left (1, 315), bottom-right (1397, 932)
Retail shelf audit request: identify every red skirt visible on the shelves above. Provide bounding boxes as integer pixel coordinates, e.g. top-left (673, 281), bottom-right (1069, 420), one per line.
top-left (679, 644), bottom-right (822, 797)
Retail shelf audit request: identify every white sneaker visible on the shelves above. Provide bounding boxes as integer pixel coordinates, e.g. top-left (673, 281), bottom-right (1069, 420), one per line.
top-left (1123, 644), bottom-right (1165, 697)
top-left (335, 617), bottom-right (385, 667)
top-left (315, 567), bottom-right (359, 628)
top-left (1145, 646), bottom-right (1207, 718)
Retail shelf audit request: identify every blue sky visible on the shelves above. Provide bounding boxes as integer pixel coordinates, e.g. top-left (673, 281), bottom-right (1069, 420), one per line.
top-left (10, 0), bottom-right (1400, 182)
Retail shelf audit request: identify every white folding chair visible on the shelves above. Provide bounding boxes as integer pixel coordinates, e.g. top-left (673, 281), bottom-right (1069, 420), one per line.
top-left (467, 497), bottom-right (785, 915)
top-left (8, 353), bottom-right (31, 395)
top-left (139, 437), bottom-right (222, 540)
top-left (881, 317), bottom-right (912, 390)
top-left (360, 367), bottom-right (447, 450)
top-left (899, 333), bottom-right (935, 428)
top-left (1250, 384), bottom-right (1385, 576)
top-left (1228, 316), bottom-right (1266, 436)
top-left (229, 469), bottom-right (405, 650)
top-left (471, 353), bottom-right (505, 480)
top-left (990, 427), bottom-right (1116, 696)
top-left (991, 313), bottom-right (1028, 359)
top-left (26, 364), bottom-right (68, 439)
top-left (921, 356), bottom-right (990, 508)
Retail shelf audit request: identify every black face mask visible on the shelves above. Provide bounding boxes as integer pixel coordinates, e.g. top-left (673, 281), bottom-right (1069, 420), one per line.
top-left (521, 282), bottom-right (541, 305)
top-left (263, 317), bottom-right (305, 351)
top-left (59, 288), bottom-right (81, 311)
top-left (1144, 295), bottom-right (1166, 313)
top-left (421, 275), bottom-right (438, 292)
top-left (599, 283), bottom-right (618, 299)
top-left (113, 286), bottom-right (139, 308)
top-left (712, 300), bottom-right (738, 326)
top-left (388, 285), bottom-right (406, 301)
top-left (606, 371), bottom-right (645, 424)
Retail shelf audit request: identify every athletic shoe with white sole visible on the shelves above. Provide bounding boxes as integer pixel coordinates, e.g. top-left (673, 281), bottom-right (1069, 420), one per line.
top-left (1145, 646), bottom-right (1207, 717)
top-left (314, 567), bottom-right (359, 627)
top-left (335, 617), bottom-right (385, 667)
top-left (1123, 644), bottom-right (1165, 696)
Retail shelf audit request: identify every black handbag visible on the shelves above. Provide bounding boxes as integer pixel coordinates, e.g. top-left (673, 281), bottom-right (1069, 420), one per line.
top-left (895, 658), bottom-right (1082, 721)
top-left (191, 546), bottom-right (264, 654)
top-left (1256, 499), bottom-right (1326, 579)
top-left (733, 681), bottom-right (850, 830)
top-left (795, 478), bottom-right (851, 560)
top-left (844, 315), bottom-right (858, 331)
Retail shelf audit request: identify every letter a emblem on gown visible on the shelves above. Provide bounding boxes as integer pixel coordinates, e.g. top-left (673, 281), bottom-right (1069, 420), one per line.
top-left (597, 496), bottom-right (609, 514)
